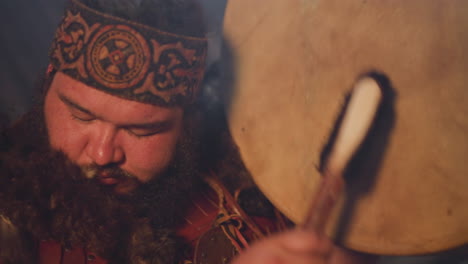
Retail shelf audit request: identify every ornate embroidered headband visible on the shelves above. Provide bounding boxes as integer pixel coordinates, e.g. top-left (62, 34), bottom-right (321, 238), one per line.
top-left (49, 0), bottom-right (207, 106)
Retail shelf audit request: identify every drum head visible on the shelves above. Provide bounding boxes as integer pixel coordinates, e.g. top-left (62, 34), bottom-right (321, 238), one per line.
top-left (223, 0), bottom-right (468, 255)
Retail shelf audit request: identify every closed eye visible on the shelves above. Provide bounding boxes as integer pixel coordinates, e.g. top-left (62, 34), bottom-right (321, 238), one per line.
top-left (124, 121), bottom-right (172, 138)
top-left (58, 93), bottom-right (97, 122)
top-left (69, 108), bottom-right (96, 122)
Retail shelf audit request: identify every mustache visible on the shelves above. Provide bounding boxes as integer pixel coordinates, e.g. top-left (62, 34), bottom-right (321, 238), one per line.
top-left (81, 164), bottom-right (136, 180)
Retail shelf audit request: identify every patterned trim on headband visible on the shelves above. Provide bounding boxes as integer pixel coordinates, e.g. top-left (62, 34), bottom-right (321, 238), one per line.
top-left (49, 0), bottom-right (207, 106)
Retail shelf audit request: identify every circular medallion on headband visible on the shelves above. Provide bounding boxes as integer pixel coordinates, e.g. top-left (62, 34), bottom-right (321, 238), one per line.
top-left (50, 0), bottom-right (207, 106)
top-left (86, 25), bottom-right (150, 89)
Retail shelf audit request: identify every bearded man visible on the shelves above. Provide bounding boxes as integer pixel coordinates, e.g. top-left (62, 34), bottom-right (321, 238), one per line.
top-left (0, 0), bottom-right (376, 263)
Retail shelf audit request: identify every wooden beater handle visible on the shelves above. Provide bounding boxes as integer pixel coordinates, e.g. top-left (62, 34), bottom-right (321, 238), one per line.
top-left (302, 77), bottom-right (383, 233)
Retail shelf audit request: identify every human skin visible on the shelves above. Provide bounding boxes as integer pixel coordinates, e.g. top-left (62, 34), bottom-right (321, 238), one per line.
top-left (44, 72), bottom-right (184, 194)
top-left (43, 72), bottom-right (376, 263)
top-left (233, 230), bottom-right (378, 264)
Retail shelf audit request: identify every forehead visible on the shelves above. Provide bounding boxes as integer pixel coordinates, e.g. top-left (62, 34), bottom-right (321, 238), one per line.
top-left (49, 72), bottom-right (182, 124)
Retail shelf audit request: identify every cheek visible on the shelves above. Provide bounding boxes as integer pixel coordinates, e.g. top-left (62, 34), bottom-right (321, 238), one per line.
top-left (44, 93), bottom-right (86, 161)
top-left (122, 130), bottom-right (181, 182)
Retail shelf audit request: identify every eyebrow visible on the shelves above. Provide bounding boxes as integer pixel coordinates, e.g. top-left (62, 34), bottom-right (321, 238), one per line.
top-left (124, 120), bottom-right (172, 129)
top-left (58, 93), bottom-right (95, 116)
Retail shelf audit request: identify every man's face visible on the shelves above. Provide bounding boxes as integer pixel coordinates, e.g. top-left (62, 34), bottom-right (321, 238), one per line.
top-left (44, 72), bottom-right (184, 194)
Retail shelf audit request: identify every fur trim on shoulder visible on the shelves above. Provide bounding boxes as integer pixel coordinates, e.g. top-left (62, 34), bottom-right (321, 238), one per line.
top-left (0, 215), bottom-right (35, 264)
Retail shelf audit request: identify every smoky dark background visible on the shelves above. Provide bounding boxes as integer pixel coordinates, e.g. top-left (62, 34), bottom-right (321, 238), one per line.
top-left (0, 1), bottom-right (466, 263)
top-left (0, 0), bottom-right (65, 123)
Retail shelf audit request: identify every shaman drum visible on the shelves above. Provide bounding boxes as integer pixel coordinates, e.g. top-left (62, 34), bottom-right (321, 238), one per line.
top-left (223, 0), bottom-right (468, 255)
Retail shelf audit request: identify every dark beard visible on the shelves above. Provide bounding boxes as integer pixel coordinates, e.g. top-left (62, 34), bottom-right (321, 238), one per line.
top-left (0, 106), bottom-right (202, 263)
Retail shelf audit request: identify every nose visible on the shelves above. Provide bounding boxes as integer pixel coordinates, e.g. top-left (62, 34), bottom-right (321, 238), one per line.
top-left (85, 124), bottom-right (124, 166)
